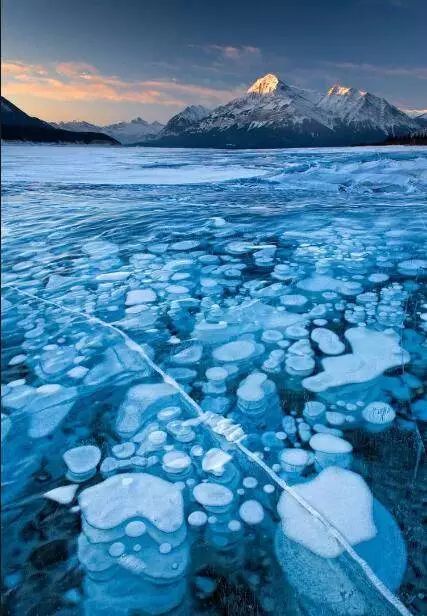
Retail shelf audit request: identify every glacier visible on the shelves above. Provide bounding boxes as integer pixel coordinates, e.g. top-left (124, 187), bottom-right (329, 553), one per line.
top-left (1, 143), bottom-right (426, 615)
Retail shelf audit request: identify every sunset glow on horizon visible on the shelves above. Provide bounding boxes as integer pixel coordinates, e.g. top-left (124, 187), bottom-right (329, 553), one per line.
top-left (2, 0), bottom-right (426, 123)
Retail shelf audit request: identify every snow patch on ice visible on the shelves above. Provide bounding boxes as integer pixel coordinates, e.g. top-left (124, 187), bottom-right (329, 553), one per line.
top-left (277, 466), bottom-right (377, 558)
top-left (303, 327), bottom-right (409, 392)
top-left (79, 473), bottom-right (184, 533)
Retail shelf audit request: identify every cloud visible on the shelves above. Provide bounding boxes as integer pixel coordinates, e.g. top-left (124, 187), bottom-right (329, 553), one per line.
top-left (1, 60), bottom-right (241, 108)
top-left (399, 107), bottom-right (427, 117)
top-left (322, 61), bottom-right (427, 80)
top-left (2, 60), bottom-right (48, 78)
top-left (189, 44), bottom-right (261, 62)
top-left (55, 61), bottom-right (99, 78)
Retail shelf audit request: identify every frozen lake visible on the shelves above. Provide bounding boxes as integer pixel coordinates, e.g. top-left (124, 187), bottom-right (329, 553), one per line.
top-left (2, 144), bottom-right (426, 615)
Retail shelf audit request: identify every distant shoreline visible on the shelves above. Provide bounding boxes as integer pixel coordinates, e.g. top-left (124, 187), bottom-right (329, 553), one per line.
top-left (2, 139), bottom-right (426, 149)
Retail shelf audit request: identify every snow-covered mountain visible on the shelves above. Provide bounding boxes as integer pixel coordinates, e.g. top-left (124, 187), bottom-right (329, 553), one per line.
top-left (53, 120), bottom-right (100, 132)
top-left (318, 85), bottom-right (420, 136)
top-left (152, 75), bottom-right (334, 148)
top-left (145, 73), bottom-right (419, 148)
top-left (201, 74), bottom-right (333, 131)
top-left (2, 97), bottom-right (118, 145)
top-left (52, 117), bottom-right (164, 144)
top-left (414, 111), bottom-right (427, 128)
top-left (156, 105), bottom-right (210, 137)
top-left (401, 108), bottom-right (427, 119)
top-left (103, 117), bottom-right (163, 144)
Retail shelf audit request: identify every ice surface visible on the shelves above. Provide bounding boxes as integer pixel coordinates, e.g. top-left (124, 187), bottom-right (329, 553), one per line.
top-left (44, 484), bottom-right (79, 504)
top-left (171, 343), bottom-right (203, 365)
top-left (280, 448), bottom-right (310, 473)
top-left (2, 145), bottom-right (424, 616)
top-left (2, 146), bottom-right (272, 185)
top-left (239, 500), bottom-right (265, 525)
top-left (310, 433), bottom-right (353, 469)
top-left (397, 259), bottom-right (427, 276)
top-left (63, 445), bottom-right (101, 480)
top-left (280, 294), bottom-right (308, 309)
top-left (188, 511), bottom-right (208, 528)
top-left (22, 384), bottom-right (78, 438)
top-left (84, 342), bottom-right (152, 386)
top-left (193, 483), bottom-right (234, 509)
top-left (303, 401), bottom-right (326, 424)
top-left (1, 413), bottom-right (12, 442)
top-left (297, 275), bottom-right (363, 296)
top-left (116, 383), bottom-right (180, 437)
top-left (82, 239), bottom-right (119, 259)
top-left (162, 451), bottom-right (192, 474)
top-left (285, 354), bottom-right (315, 376)
top-left (309, 433), bottom-right (353, 454)
top-left (213, 339), bottom-right (257, 363)
top-left (125, 289), bottom-right (157, 305)
top-left (303, 327), bottom-right (410, 392)
top-left (277, 467), bottom-right (377, 558)
top-left (311, 327), bottom-right (345, 355)
top-left (202, 448), bottom-right (232, 475)
top-left (362, 401), bottom-right (396, 430)
top-left (79, 473), bottom-right (184, 533)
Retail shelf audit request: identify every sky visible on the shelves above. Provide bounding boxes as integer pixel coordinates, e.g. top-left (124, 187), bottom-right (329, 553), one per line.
top-left (2, 0), bottom-right (426, 124)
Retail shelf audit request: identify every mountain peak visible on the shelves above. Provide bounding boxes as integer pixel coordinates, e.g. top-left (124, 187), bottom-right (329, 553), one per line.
top-left (160, 104), bottom-right (210, 137)
top-left (178, 105), bottom-right (210, 120)
top-left (247, 73), bottom-right (285, 95)
top-left (327, 84), bottom-right (366, 97)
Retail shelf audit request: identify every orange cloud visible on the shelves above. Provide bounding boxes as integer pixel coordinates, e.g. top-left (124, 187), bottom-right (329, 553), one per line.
top-left (55, 61), bottom-right (100, 78)
top-left (1, 59), bottom-right (241, 108)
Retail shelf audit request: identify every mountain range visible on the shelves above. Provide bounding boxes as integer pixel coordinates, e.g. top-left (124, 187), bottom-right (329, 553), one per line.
top-left (51, 117), bottom-right (164, 144)
top-left (2, 73), bottom-right (425, 147)
top-left (1, 97), bottom-right (118, 145)
top-left (49, 106), bottom-right (211, 144)
top-left (145, 74), bottom-right (423, 148)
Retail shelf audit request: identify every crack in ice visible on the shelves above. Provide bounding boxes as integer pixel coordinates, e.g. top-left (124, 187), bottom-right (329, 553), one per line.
top-left (3, 284), bottom-right (413, 616)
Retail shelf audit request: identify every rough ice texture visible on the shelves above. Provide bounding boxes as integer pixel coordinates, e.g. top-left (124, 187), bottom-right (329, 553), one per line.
top-left (303, 327), bottom-right (410, 392)
top-left (277, 466), bottom-right (377, 558)
top-left (84, 342), bottom-right (152, 387)
top-left (79, 473), bottom-right (184, 533)
top-left (6, 384), bottom-right (78, 438)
